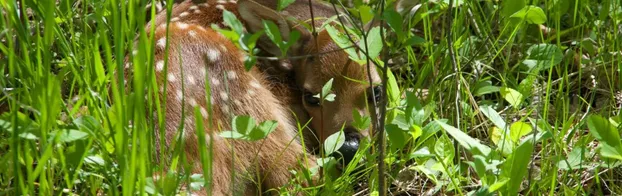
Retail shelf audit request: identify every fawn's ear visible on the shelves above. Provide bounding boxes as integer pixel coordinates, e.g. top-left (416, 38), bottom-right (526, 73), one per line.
top-left (237, 0), bottom-right (311, 61)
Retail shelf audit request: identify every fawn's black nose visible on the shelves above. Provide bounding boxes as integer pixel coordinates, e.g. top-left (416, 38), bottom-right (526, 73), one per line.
top-left (332, 127), bottom-right (361, 166)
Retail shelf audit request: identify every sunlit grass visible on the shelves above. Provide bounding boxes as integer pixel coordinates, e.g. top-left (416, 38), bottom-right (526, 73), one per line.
top-left (1, 0), bottom-right (621, 195)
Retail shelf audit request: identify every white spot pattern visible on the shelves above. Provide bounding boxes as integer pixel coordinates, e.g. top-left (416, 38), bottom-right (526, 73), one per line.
top-left (207, 48), bottom-right (221, 62)
top-left (156, 60), bottom-right (164, 71)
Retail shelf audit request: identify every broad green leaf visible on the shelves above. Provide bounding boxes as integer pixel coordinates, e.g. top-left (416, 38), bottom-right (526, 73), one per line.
top-left (74, 116), bottom-right (102, 134)
top-left (84, 155), bottom-right (105, 166)
top-left (587, 115), bottom-right (622, 147)
top-left (386, 124), bottom-right (407, 150)
top-left (219, 131), bottom-right (245, 139)
top-left (587, 115), bottom-right (622, 160)
top-left (480, 105), bottom-right (507, 130)
top-left (558, 147), bottom-right (587, 170)
top-left (263, 20), bottom-right (283, 48)
top-left (358, 5), bottom-right (374, 25)
top-left (383, 10), bottom-right (403, 40)
top-left (277, 0), bottom-right (295, 11)
top-left (93, 45), bottom-right (106, 85)
top-left (436, 120), bottom-right (491, 156)
top-left (434, 136), bottom-right (455, 161)
top-left (501, 138), bottom-right (534, 195)
top-left (324, 93), bottom-right (336, 102)
top-left (189, 174), bottom-right (205, 191)
top-left (522, 44), bottom-right (563, 70)
top-left (316, 157), bottom-right (337, 167)
top-left (510, 5), bottom-right (547, 24)
top-left (243, 55), bottom-right (257, 71)
top-left (321, 78), bottom-right (334, 100)
top-left (509, 121), bottom-right (532, 142)
top-left (409, 124), bottom-right (422, 141)
top-left (489, 179), bottom-right (509, 193)
top-left (248, 120), bottom-right (278, 141)
top-left (240, 31), bottom-right (264, 52)
top-left (222, 10), bottom-right (244, 34)
top-left (352, 109), bottom-right (371, 130)
top-left (489, 127), bottom-right (502, 145)
top-left (233, 115), bottom-right (255, 135)
top-left (283, 30), bottom-right (301, 52)
top-left (471, 155), bottom-right (488, 182)
top-left (403, 36), bottom-right (426, 46)
top-left (599, 144), bottom-right (622, 161)
top-left (325, 25), bottom-right (361, 62)
top-left (385, 70), bottom-right (401, 122)
top-left (518, 70), bottom-right (538, 97)
top-left (418, 119), bottom-right (444, 145)
top-left (324, 131), bottom-right (345, 155)
top-left (50, 129), bottom-right (89, 143)
top-left (474, 81), bottom-right (500, 96)
top-left (500, 87), bottom-right (524, 108)
top-left (490, 126), bottom-right (515, 156)
top-left (360, 26), bottom-right (383, 60)
top-left (502, 0), bottom-right (526, 18)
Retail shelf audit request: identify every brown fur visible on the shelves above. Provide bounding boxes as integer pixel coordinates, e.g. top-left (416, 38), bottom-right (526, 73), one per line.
top-left (123, 0), bottom-right (385, 194)
top-left (126, 1), bottom-right (316, 195)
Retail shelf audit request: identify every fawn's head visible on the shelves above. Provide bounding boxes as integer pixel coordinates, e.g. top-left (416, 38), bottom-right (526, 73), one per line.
top-left (238, 0), bottom-right (382, 163)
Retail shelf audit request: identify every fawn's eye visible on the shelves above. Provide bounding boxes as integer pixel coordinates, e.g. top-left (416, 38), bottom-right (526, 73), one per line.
top-left (369, 86), bottom-right (382, 102)
top-left (304, 92), bottom-right (321, 106)
top-left (305, 55), bottom-right (316, 63)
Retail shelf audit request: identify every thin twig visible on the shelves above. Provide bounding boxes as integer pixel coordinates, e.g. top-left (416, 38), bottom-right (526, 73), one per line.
top-left (376, 0), bottom-right (389, 194)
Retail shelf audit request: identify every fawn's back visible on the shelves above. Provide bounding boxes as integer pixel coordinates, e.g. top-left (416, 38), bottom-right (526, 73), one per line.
top-left (125, 0), bottom-right (318, 194)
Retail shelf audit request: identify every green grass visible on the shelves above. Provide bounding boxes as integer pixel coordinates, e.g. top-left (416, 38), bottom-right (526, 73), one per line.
top-left (1, 0), bottom-right (621, 195)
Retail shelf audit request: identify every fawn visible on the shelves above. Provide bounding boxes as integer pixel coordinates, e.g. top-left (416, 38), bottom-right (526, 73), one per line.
top-left (124, 0), bottom-right (383, 194)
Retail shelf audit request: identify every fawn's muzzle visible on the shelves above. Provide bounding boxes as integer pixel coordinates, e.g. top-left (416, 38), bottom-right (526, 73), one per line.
top-left (332, 127), bottom-right (361, 166)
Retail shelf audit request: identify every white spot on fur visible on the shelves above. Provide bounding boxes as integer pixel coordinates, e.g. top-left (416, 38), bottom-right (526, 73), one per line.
top-left (200, 107), bottom-right (208, 118)
top-left (233, 99), bottom-right (242, 107)
top-left (247, 89), bottom-right (256, 96)
top-left (199, 3), bottom-right (210, 7)
top-left (215, 4), bottom-right (225, 10)
top-left (157, 38), bottom-right (166, 48)
top-left (189, 98), bottom-right (198, 106)
top-left (189, 5), bottom-right (198, 10)
top-left (124, 63), bottom-right (131, 69)
top-left (219, 91), bottom-right (229, 101)
top-left (187, 75), bottom-right (196, 85)
top-left (176, 90), bottom-right (183, 101)
top-left (222, 105), bottom-right (230, 113)
top-left (199, 69), bottom-right (206, 78)
top-left (157, 24), bottom-right (167, 30)
top-left (219, 44), bottom-right (227, 52)
top-left (156, 60), bottom-right (164, 71)
top-left (210, 95), bottom-right (216, 105)
top-left (179, 12), bottom-right (189, 17)
top-left (194, 9), bottom-right (202, 14)
top-left (210, 78), bottom-right (220, 86)
top-left (159, 86), bottom-right (164, 92)
top-left (196, 26), bottom-right (206, 32)
top-left (207, 48), bottom-right (221, 62)
top-left (188, 30), bottom-right (197, 37)
top-left (167, 73), bottom-right (177, 82)
top-left (171, 17), bottom-right (180, 22)
top-left (249, 81), bottom-right (261, 89)
top-left (176, 22), bottom-right (189, 29)
top-left (217, 0), bottom-right (227, 4)
top-left (227, 71), bottom-right (237, 79)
